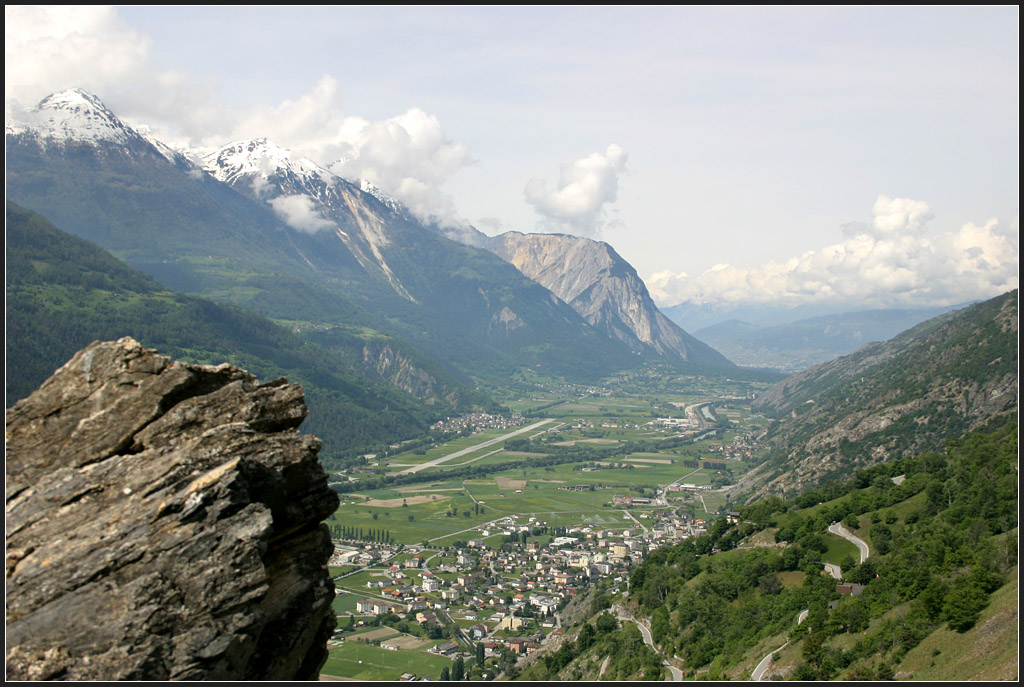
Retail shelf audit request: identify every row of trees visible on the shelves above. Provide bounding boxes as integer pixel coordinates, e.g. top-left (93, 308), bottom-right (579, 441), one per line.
top-left (328, 524), bottom-right (393, 544)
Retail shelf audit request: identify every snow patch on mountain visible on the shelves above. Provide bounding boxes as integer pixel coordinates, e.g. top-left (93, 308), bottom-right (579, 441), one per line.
top-left (359, 180), bottom-right (404, 213)
top-left (196, 136), bottom-right (417, 302)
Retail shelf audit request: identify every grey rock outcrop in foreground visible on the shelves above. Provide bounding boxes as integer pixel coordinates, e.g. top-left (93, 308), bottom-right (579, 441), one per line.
top-left (5, 338), bottom-right (339, 680)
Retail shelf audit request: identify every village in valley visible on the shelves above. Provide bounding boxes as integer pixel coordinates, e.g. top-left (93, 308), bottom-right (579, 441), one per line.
top-left (318, 375), bottom-right (771, 680)
top-left (327, 509), bottom-right (709, 679)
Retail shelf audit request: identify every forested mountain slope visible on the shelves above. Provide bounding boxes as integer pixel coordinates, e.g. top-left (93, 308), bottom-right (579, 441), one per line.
top-left (5, 202), bottom-right (469, 457)
top-left (522, 419), bottom-right (1016, 681)
top-left (740, 291), bottom-right (1017, 498)
top-left (625, 418), bottom-right (1018, 680)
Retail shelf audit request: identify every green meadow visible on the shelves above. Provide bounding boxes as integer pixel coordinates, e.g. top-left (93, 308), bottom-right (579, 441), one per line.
top-left (322, 640), bottom-right (452, 681)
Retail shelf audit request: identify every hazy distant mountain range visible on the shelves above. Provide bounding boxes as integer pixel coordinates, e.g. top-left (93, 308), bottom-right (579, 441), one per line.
top-left (6, 89), bottom-right (736, 392)
top-left (691, 306), bottom-right (965, 373)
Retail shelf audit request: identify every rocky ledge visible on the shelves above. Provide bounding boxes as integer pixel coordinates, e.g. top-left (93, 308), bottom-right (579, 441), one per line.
top-left (5, 338), bottom-right (339, 680)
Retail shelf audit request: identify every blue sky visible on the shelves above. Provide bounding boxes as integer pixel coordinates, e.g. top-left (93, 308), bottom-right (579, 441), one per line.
top-left (6, 6), bottom-right (1018, 309)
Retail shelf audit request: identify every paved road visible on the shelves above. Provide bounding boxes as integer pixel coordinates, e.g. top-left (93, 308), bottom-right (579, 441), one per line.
top-left (828, 522), bottom-right (870, 563)
top-left (618, 614), bottom-right (683, 681)
top-left (622, 509), bottom-right (649, 534)
top-left (397, 419), bottom-right (554, 474)
top-left (753, 523), bottom-right (868, 680)
top-left (750, 609), bottom-right (808, 680)
top-left (750, 645), bottom-right (779, 681)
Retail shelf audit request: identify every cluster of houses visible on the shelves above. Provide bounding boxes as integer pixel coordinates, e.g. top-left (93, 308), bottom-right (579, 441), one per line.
top-left (647, 417), bottom-right (697, 430)
top-left (338, 511), bottom-right (711, 644)
top-left (665, 483), bottom-right (713, 492)
top-left (533, 382), bottom-right (612, 398)
top-left (704, 430), bottom-right (765, 461)
top-left (430, 412), bottom-right (526, 433)
top-left (328, 507), bottom-right (724, 682)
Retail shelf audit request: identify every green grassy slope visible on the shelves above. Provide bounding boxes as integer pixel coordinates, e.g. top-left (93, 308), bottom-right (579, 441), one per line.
top-left (622, 418), bottom-right (1017, 681)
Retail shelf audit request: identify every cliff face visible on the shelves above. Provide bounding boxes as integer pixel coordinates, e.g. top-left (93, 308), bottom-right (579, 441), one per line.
top-left (487, 231), bottom-right (735, 367)
top-left (5, 338), bottom-right (339, 681)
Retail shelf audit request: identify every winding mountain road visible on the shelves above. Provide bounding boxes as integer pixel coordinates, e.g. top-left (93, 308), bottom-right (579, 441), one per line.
top-left (823, 562), bottom-right (843, 580)
top-left (828, 522), bottom-right (869, 563)
top-left (753, 523), bottom-right (871, 679)
top-left (617, 613), bottom-right (683, 681)
top-left (750, 609), bottom-right (808, 680)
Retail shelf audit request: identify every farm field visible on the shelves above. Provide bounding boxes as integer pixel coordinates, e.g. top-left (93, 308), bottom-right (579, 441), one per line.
top-left (322, 638), bottom-right (452, 681)
top-left (318, 380), bottom-right (776, 681)
top-left (328, 386), bottom-right (770, 546)
top-left (328, 455), bottom-right (750, 545)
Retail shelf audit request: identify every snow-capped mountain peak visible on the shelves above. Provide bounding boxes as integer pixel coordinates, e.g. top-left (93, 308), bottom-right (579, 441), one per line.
top-left (38, 88), bottom-right (106, 110)
top-left (6, 88), bottom-right (141, 145)
top-left (199, 138), bottom-right (335, 188)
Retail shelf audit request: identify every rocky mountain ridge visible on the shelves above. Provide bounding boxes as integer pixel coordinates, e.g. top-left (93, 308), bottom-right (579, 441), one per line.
top-left (5, 338), bottom-right (338, 680)
top-left (486, 231), bottom-right (733, 367)
top-left (197, 136), bottom-right (419, 302)
top-left (735, 290), bottom-right (1018, 500)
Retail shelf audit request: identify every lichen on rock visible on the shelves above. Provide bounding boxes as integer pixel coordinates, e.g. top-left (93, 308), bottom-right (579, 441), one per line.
top-left (5, 338), bottom-right (339, 680)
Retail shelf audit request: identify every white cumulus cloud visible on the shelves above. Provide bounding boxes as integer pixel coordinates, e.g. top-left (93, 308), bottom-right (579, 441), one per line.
top-left (268, 195), bottom-right (337, 234)
top-left (649, 195), bottom-right (1018, 310)
top-left (524, 144), bottom-right (628, 237)
top-left (5, 6), bottom-right (148, 108)
top-left (324, 105), bottom-right (475, 225)
top-left (870, 194), bottom-right (934, 236)
top-left (5, 6), bottom-right (223, 136)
